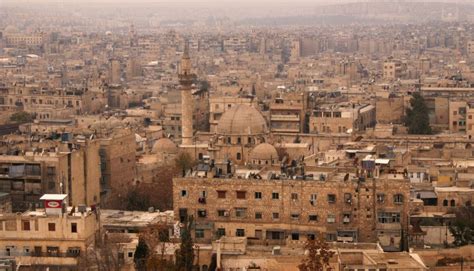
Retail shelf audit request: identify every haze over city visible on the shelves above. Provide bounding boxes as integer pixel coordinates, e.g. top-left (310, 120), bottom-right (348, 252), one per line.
top-left (0, 0), bottom-right (473, 270)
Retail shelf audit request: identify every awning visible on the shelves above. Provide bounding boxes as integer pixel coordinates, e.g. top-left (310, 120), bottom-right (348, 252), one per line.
top-left (417, 191), bottom-right (437, 199)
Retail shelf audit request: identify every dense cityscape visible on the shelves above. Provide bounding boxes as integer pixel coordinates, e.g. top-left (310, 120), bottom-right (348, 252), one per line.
top-left (0, 0), bottom-right (473, 270)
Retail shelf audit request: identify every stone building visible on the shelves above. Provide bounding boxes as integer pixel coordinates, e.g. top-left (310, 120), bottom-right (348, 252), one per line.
top-left (209, 96), bottom-right (255, 133)
top-left (99, 130), bottom-right (137, 207)
top-left (375, 95), bottom-right (405, 124)
top-left (173, 173), bottom-right (410, 251)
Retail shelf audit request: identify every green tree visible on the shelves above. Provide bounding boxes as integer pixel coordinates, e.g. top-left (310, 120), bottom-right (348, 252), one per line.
top-left (134, 237), bottom-right (149, 270)
top-left (175, 216), bottom-right (195, 271)
top-left (10, 111), bottom-right (33, 123)
top-left (449, 206), bottom-right (474, 246)
top-left (298, 236), bottom-right (335, 271)
top-left (404, 93), bottom-right (432, 134)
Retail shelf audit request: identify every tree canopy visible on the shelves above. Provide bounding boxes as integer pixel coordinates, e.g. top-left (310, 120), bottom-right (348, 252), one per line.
top-left (405, 93), bottom-right (432, 134)
top-left (10, 111), bottom-right (33, 123)
top-left (449, 206), bottom-right (474, 246)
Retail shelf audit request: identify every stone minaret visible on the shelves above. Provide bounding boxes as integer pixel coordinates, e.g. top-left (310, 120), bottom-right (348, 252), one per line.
top-left (179, 41), bottom-right (195, 145)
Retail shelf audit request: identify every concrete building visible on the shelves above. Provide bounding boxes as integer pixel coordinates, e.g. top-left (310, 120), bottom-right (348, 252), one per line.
top-left (383, 59), bottom-right (405, 80)
top-left (270, 92), bottom-right (307, 133)
top-left (0, 194), bottom-right (99, 270)
top-left (0, 140), bottom-right (101, 212)
top-left (310, 103), bottom-right (375, 134)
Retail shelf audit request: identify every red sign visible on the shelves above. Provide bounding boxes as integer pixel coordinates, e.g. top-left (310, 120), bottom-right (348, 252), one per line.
top-left (45, 200), bottom-right (61, 208)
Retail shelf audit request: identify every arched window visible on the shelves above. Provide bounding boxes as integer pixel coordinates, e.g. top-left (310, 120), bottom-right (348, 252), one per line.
top-left (466, 200), bottom-right (472, 207)
top-left (236, 153), bottom-right (241, 160)
top-left (443, 199), bottom-right (448, 206)
top-left (450, 199), bottom-right (455, 207)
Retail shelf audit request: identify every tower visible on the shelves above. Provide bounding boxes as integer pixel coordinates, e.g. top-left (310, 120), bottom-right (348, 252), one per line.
top-left (179, 41), bottom-right (196, 145)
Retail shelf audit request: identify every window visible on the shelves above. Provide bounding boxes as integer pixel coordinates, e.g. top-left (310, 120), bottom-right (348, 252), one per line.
top-left (291, 233), bottom-right (300, 240)
top-left (291, 193), bottom-right (298, 200)
top-left (236, 229), bottom-right (245, 237)
top-left (217, 210), bottom-right (227, 217)
top-left (128, 252), bottom-right (133, 258)
top-left (291, 213), bottom-right (300, 220)
top-left (48, 223), bottom-right (56, 231)
top-left (236, 191), bottom-right (246, 199)
top-left (195, 229), bottom-right (205, 239)
top-left (181, 190), bottom-right (187, 197)
top-left (216, 228), bottom-right (226, 237)
top-left (254, 192), bottom-right (262, 199)
top-left (344, 193), bottom-right (352, 204)
top-left (272, 192), bottom-right (279, 200)
top-left (217, 190), bottom-right (227, 199)
top-left (378, 212), bottom-right (401, 223)
top-left (255, 212), bottom-right (262, 219)
top-left (272, 212), bottom-right (280, 219)
top-left (309, 215), bottom-right (318, 221)
top-left (450, 199), bottom-right (456, 206)
top-left (71, 223), bottom-right (77, 233)
top-left (327, 214), bottom-right (336, 223)
top-left (310, 194), bottom-right (317, 205)
top-left (394, 194), bottom-right (404, 204)
top-left (46, 167), bottom-right (56, 175)
top-left (236, 153), bottom-right (241, 160)
top-left (343, 213), bottom-right (351, 224)
top-left (327, 194), bottom-right (336, 203)
top-left (235, 208), bottom-right (247, 218)
top-left (22, 221), bottom-right (30, 231)
top-left (197, 209), bottom-right (207, 218)
top-left (47, 246), bottom-right (59, 257)
top-left (377, 193), bottom-right (385, 203)
top-left (443, 199), bottom-right (448, 206)
top-left (67, 247), bottom-right (81, 257)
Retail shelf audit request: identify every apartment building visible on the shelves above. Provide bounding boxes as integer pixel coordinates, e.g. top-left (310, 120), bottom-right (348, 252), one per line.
top-left (310, 103), bottom-right (375, 134)
top-left (269, 92), bottom-right (307, 133)
top-left (173, 173), bottom-right (410, 252)
top-left (0, 140), bottom-right (101, 212)
top-left (0, 194), bottom-right (98, 270)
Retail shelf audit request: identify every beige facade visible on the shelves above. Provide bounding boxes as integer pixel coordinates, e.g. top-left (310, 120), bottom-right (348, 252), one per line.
top-left (99, 130), bottom-right (137, 208)
top-left (173, 174), bottom-right (410, 251)
top-left (0, 141), bottom-right (100, 212)
top-left (209, 96), bottom-right (255, 133)
top-left (0, 204), bottom-right (98, 269)
top-left (270, 92), bottom-right (306, 133)
top-left (375, 95), bottom-right (404, 124)
top-left (383, 59), bottom-right (405, 80)
top-left (448, 100), bottom-right (467, 133)
top-left (310, 103), bottom-right (375, 134)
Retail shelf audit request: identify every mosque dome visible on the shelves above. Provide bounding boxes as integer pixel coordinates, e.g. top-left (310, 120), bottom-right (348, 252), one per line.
top-left (151, 138), bottom-right (178, 154)
top-left (216, 104), bottom-right (268, 135)
top-left (3, 25), bottom-right (19, 34)
top-left (249, 143), bottom-right (278, 162)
